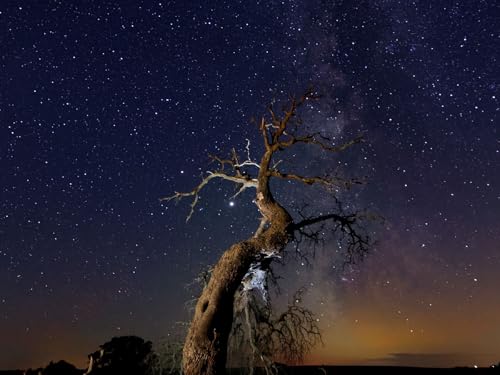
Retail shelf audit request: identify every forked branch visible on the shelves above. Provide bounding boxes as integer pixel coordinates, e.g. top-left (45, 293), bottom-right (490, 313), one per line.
top-left (160, 171), bottom-right (257, 222)
top-left (293, 210), bottom-right (371, 264)
top-left (209, 139), bottom-right (261, 175)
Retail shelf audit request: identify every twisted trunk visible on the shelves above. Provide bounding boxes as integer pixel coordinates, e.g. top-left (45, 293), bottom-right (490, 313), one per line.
top-left (182, 151), bottom-right (293, 375)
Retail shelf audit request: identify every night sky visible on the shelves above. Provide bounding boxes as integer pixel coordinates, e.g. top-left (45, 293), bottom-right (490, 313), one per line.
top-left (1, 0), bottom-right (499, 370)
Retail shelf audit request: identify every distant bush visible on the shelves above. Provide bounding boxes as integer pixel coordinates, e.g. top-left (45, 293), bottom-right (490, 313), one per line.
top-left (86, 336), bottom-right (153, 375)
top-left (41, 360), bottom-right (82, 375)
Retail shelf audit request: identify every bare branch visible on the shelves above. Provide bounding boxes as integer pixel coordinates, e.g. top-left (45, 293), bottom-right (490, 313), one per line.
top-left (278, 133), bottom-right (364, 152)
top-left (209, 139), bottom-right (260, 175)
top-left (272, 97), bottom-right (297, 145)
top-left (160, 172), bottom-right (257, 222)
top-left (260, 117), bottom-right (272, 150)
top-left (210, 155), bottom-right (260, 172)
top-left (269, 171), bottom-right (336, 187)
top-left (209, 154), bottom-right (234, 171)
top-left (269, 170), bottom-right (362, 189)
top-left (244, 138), bottom-right (251, 158)
top-left (262, 88), bottom-right (319, 150)
top-left (271, 159), bottom-right (283, 170)
top-left (292, 210), bottom-right (371, 266)
top-left (230, 284), bottom-right (321, 370)
top-left (229, 182), bottom-right (252, 200)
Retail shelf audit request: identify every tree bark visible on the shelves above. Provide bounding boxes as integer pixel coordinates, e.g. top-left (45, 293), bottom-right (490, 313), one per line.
top-left (182, 176), bottom-right (293, 375)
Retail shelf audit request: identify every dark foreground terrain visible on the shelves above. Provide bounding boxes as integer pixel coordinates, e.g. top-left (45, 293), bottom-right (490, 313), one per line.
top-left (232, 365), bottom-right (499, 374)
top-left (264, 366), bottom-right (499, 374)
top-left (2, 366), bottom-right (499, 375)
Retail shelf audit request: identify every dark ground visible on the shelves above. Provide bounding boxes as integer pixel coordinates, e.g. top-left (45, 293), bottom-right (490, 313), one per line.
top-left (271, 366), bottom-right (499, 374)
top-left (236, 366), bottom-right (500, 374)
top-left (2, 365), bottom-right (499, 375)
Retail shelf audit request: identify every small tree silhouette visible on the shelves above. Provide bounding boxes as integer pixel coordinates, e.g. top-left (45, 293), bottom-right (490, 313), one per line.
top-left (41, 360), bottom-right (82, 375)
top-left (86, 336), bottom-right (153, 375)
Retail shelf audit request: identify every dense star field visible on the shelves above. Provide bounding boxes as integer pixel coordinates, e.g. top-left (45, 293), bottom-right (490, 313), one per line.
top-left (1, 0), bottom-right (498, 370)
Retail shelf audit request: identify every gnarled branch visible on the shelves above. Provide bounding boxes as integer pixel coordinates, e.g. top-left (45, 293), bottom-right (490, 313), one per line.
top-left (209, 139), bottom-right (261, 174)
top-left (160, 171), bottom-right (257, 222)
top-left (278, 132), bottom-right (364, 152)
top-left (293, 209), bottom-right (372, 266)
top-left (269, 170), bottom-right (364, 191)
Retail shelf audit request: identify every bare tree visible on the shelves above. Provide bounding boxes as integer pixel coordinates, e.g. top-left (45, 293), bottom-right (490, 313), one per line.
top-left (162, 89), bottom-right (370, 375)
top-left (229, 286), bottom-right (323, 374)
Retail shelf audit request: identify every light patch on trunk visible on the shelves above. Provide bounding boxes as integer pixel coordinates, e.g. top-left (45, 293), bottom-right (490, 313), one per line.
top-left (242, 265), bottom-right (267, 294)
top-left (241, 252), bottom-right (280, 302)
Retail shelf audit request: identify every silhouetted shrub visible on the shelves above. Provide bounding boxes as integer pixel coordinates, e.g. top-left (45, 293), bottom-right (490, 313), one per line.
top-left (42, 360), bottom-right (82, 375)
top-left (86, 336), bottom-right (153, 375)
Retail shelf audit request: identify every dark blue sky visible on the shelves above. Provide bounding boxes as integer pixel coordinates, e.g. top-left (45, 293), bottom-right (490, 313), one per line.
top-left (1, 0), bottom-right (499, 369)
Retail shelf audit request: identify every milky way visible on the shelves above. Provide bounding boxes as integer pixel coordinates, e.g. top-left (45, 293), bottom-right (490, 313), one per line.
top-left (1, 0), bottom-right (498, 369)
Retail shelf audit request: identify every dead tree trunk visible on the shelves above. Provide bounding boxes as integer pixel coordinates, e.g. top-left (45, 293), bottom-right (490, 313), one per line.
top-left (182, 168), bottom-right (293, 374)
top-left (182, 240), bottom-right (256, 375)
top-left (163, 90), bottom-right (369, 375)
